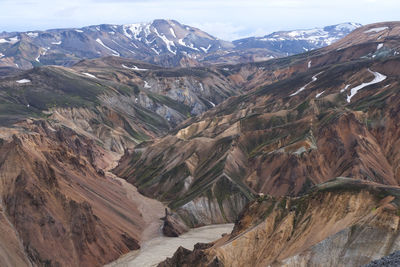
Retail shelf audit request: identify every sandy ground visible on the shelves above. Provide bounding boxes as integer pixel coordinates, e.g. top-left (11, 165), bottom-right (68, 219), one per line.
top-left (105, 224), bottom-right (234, 267)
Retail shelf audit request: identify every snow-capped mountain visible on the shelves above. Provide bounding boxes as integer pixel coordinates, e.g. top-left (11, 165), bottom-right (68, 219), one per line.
top-left (233, 22), bottom-right (362, 55)
top-left (0, 19), bottom-right (233, 69)
top-left (0, 21), bottom-right (360, 69)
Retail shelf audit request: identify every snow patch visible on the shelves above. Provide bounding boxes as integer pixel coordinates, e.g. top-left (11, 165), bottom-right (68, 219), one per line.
top-left (27, 32), bottom-right (38, 38)
top-left (153, 28), bottom-right (176, 55)
top-left (290, 72), bottom-right (323, 97)
top-left (170, 28), bottom-right (176, 38)
top-left (0, 53), bottom-right (4, 58)
top-left (364, 27), bottom-right (388, 34)
top-left (207, 100), bottom-right (216, 107)
top-left (340, 84), bottom-right (351, 93)
top-left (0, 36), bottom-right (19, 44)
top-left (51, 41), bottom-right (62, 45)
top-left (96, 38), bottom-right (120, 56)
top-left (75, 29), bottom-right (83, 33)
top-left (122, 23), bottom-right (152, 41)
top-left (83, 72), bottom-right (97, 79)
top-left (122, 64), bottom-right (148, 71)
top-left (16, 79), bottom-right (31, 84)
top-left (316, 91), bottom-right (325, 98)
top-left (335, 23), bottom-right (361, 32)
top-left (308, 60), bottom-right (312, 68)
top-left (178, 39), bottom-right (199, 51)
top-left (377, 43), bottom-right (384, 50)
top-left (35, 47), bottom-right (47, 63)
top-left (144, 81), bottom-right (151, 88)
top-left (200, 44), bottom-right (212, 53)
top-left (346, 69), bottom-right (387, 103)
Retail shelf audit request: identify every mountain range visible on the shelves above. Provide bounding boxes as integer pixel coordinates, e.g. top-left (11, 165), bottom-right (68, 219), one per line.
top-left (0, 19), bottom-right (400, 267)
top-left (0, 20), bottom-right (360, 69)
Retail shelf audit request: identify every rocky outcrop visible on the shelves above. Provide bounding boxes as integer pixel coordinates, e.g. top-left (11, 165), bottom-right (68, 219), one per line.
top-left (159, 178), bottom-right (400, 267)
top-left (162, 209), bottom-right (189, 237)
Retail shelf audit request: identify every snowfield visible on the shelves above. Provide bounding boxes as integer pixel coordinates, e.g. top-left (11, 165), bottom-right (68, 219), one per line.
top-left (346, 69), bottom-right (387, 103)
top-left (364, 27), bottom-right (388, 34)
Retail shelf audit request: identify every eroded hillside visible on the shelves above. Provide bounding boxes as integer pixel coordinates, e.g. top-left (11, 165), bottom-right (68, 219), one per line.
top-left (159, 178), bottom-right (400, 267)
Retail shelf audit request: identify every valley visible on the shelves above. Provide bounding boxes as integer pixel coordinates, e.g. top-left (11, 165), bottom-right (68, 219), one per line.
top-left (0, 19), bottom-right (400, 267)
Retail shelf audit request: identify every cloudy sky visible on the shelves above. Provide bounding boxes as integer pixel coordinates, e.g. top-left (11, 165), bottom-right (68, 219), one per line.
top-left (1, 0), bottom-right (399, 40)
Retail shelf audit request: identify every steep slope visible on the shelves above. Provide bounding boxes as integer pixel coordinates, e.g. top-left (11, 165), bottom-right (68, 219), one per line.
top-left (0, 46), bottom-right (250, 265)
top-left (0, 21), bottom-right (398, 267)
top-left (115, 22), bottom-right (400, 226)
top-left (159, 178), bottom-right (400, 267)
top-left (0, 120), bottom-right (150, 266)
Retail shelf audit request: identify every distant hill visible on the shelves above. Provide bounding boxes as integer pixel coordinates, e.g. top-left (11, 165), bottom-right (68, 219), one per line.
top-left (0, 20), bottom-right (361, 69)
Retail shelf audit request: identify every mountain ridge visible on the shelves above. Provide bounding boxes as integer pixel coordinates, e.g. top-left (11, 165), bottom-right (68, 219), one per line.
top-left (0, 20), bottom-right (361, 69)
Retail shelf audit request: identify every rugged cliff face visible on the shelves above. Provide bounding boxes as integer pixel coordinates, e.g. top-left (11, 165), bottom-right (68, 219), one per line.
top-left (0, 120), bottom-right (152, 266)
top-left (159, 178), bottom-right (400, 267)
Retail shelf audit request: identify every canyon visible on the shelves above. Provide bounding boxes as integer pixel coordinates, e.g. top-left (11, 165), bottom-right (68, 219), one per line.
top-left (0, 21), bottom-right (400, 266)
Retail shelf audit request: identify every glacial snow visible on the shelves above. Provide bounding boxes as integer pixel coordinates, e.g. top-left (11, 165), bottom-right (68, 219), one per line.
top-left (346, 69), bottom-right (387, 103)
